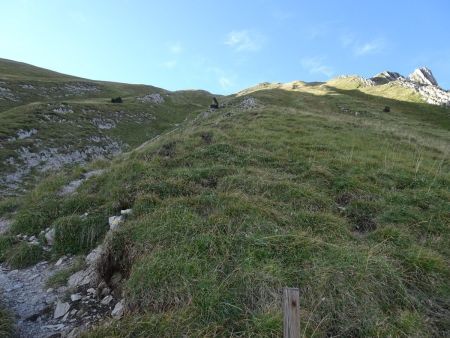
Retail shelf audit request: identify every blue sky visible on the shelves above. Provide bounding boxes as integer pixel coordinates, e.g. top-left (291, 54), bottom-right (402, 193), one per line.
top-left (1, 0), bottom-right (449, 94)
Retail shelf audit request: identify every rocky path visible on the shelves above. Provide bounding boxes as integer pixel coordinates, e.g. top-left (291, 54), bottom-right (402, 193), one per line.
top-left (0, 258), bottom-right (78, 337)
top-left (0, 173), bottom-right (128, 337)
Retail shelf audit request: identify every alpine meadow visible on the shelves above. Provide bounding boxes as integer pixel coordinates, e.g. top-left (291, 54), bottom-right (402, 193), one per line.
top-left (0, 1), bottom-right (449, 337)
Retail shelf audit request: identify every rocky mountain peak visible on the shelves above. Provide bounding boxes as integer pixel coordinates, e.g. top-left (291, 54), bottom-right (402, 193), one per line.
top-left (408, 67), bottom-right (438, 87)
top-left (376, 71), bottom-right (403, 82)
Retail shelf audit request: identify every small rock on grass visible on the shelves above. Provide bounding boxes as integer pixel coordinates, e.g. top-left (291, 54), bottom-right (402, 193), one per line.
top-left (111, 299), bottom-right (125, 319)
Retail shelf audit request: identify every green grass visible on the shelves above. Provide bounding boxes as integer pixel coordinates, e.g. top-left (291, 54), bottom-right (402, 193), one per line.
top-left (1, 60), bottom-right (449, 336)
top-left (0, 58), bottom-right (213, 195)
top-left (0, 307), bottom-right (14, 338)
top-left (4, 83), bottom-right (448, 337)
top-left (4, 242), bottom-right (45, 269)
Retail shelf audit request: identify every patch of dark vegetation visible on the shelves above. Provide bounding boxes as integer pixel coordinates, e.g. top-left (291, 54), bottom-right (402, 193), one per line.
top-left (111, 97), bottom-right (123, 103)
top-left (157, 141), bottom-right (176, 158)
top-left (200, 132), bottom-right (213, 144)
top-left (336, 191), bottom-right (354, 207)
top-left (336, 192), bottom-right (379, 233)
top-left (209, 97), bottom-right (219, 109)
top-left (97, 232), bottom-right (132, 298)
top-left (384, 105), bottom-right (391, 112)
top-left (0, 236), bottom-right (15, 262)
top-left (199, 176), bottom-right (218, 188)
top-left (352, 214), bottom-right (377, 233)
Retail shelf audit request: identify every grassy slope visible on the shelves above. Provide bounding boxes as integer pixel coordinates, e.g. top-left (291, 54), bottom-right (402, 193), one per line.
top-left (0, 59), bottom-right (213, 194)
top-left (1, 79), bottom-right (448, 336)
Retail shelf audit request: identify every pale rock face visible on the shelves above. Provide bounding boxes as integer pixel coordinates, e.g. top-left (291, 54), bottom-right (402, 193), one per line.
top-left (120, 208), bottom-right (133, 215)
top-left (361, 67), bottom-right (450, 107)
top-left (109, 215), bottom-right (123, 230)
top-left (376, 71), bottom-right (404, 82)
top-left (111, 299), bottom-right (125, 319)
top-left (54, 300), bottom-right (70, 319)
top-left (408, 67), bottom-right (438, 86)
top-left (70, 293), bottom-right (82, 302)
top-left (137, 93), bottom-right (165, 104)
top-left (45, 228), bottom-right (55, 246)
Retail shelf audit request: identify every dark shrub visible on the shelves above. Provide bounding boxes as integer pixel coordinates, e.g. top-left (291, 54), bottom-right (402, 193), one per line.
top-left (111, 97), bottom-right (123, 103)
top-left (383, 106), bottom-right (390, 112)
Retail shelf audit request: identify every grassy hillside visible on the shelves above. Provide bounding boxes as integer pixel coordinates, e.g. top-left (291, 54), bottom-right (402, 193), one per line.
top-left (326, 76), bottom-right (424, 103)
top-left (0, 59), bottom-right (214, 195)
top-left (1, 78), bottom-right (448, 336)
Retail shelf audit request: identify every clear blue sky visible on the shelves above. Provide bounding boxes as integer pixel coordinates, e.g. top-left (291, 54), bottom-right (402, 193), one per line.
top-left (1, 0), bottom-right (449, 94)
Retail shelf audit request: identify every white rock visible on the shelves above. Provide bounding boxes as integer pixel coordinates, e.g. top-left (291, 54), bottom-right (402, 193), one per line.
top-left (101, 295), bottom-right (113, 305)
top-left (67, 267), bottom-right (97, 288)
top-left (408, 67), bottom-right (438, 86)
top-left (47, 288), bottom-right (54, 293)
top-left (120, 209), bottom-right (132, 215)
top-left (55, 256), bottom-right (67, 266)
top-left (45, 228), bottom-right (55, 246)
top-left (101, 287), bottom-right (111, 297)
top-left (111, 299), bottom-right (125, 319)
top-left (136, 93), bottom-right (164, 104)
top-left (70, 293), bottom-right (82, 302)
top-left (108, 215), bottom-right (123, 230)
top-left (54, 300), bottom-right (70, 319)
top-left (85, 245), bottom-right (103, 265)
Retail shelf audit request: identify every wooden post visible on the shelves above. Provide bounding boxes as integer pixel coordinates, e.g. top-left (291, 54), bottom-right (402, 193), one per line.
top-left (283, 287), bottom-right (300, 338)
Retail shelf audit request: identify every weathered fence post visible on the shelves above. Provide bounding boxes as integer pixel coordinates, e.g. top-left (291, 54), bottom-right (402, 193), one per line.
top-left (283, 287), bottom-right (300, 338)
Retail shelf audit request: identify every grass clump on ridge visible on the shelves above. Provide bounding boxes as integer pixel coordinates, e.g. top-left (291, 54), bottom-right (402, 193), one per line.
top-left (8, 86), bottom-right (450, 337)
top-left (4, 242), bottom-right (45, 269)
top-left (0, 307), bottom-right (14, 338)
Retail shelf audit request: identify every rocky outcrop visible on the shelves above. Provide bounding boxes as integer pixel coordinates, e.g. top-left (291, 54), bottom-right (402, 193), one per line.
top-left (1, 140), bottom-right (122, 194)
top-left (337, 75), bottom-right (376, 87)
top-left (366, 67), bottom-right (450, 107)
top-left (238, 97), bottom-right (259, 109)
top-left (408, 67), bottom-right (438, 86)
top-left (372, 71), bottom-right (404, 84)
top-left (136, 93), bottom-right (165, 104)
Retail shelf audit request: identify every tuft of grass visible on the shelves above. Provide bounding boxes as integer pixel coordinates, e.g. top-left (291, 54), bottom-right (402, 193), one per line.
top-left (0, 236), bottom-right (14, 261)
top-left (4, 242), bottom-right (45, 269)
top-left (53, 215), bottom-right (108, 255)
top-left (0, 308), bottom-right (14, 338)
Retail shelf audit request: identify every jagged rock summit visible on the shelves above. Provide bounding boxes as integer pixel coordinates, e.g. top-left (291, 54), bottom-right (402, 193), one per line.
top-left (408, 67), bottom-right (438, 86)
top-left (374, 71), bottom-right (404, 82)
top-left (369, 67), bottom-right (450, 107)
